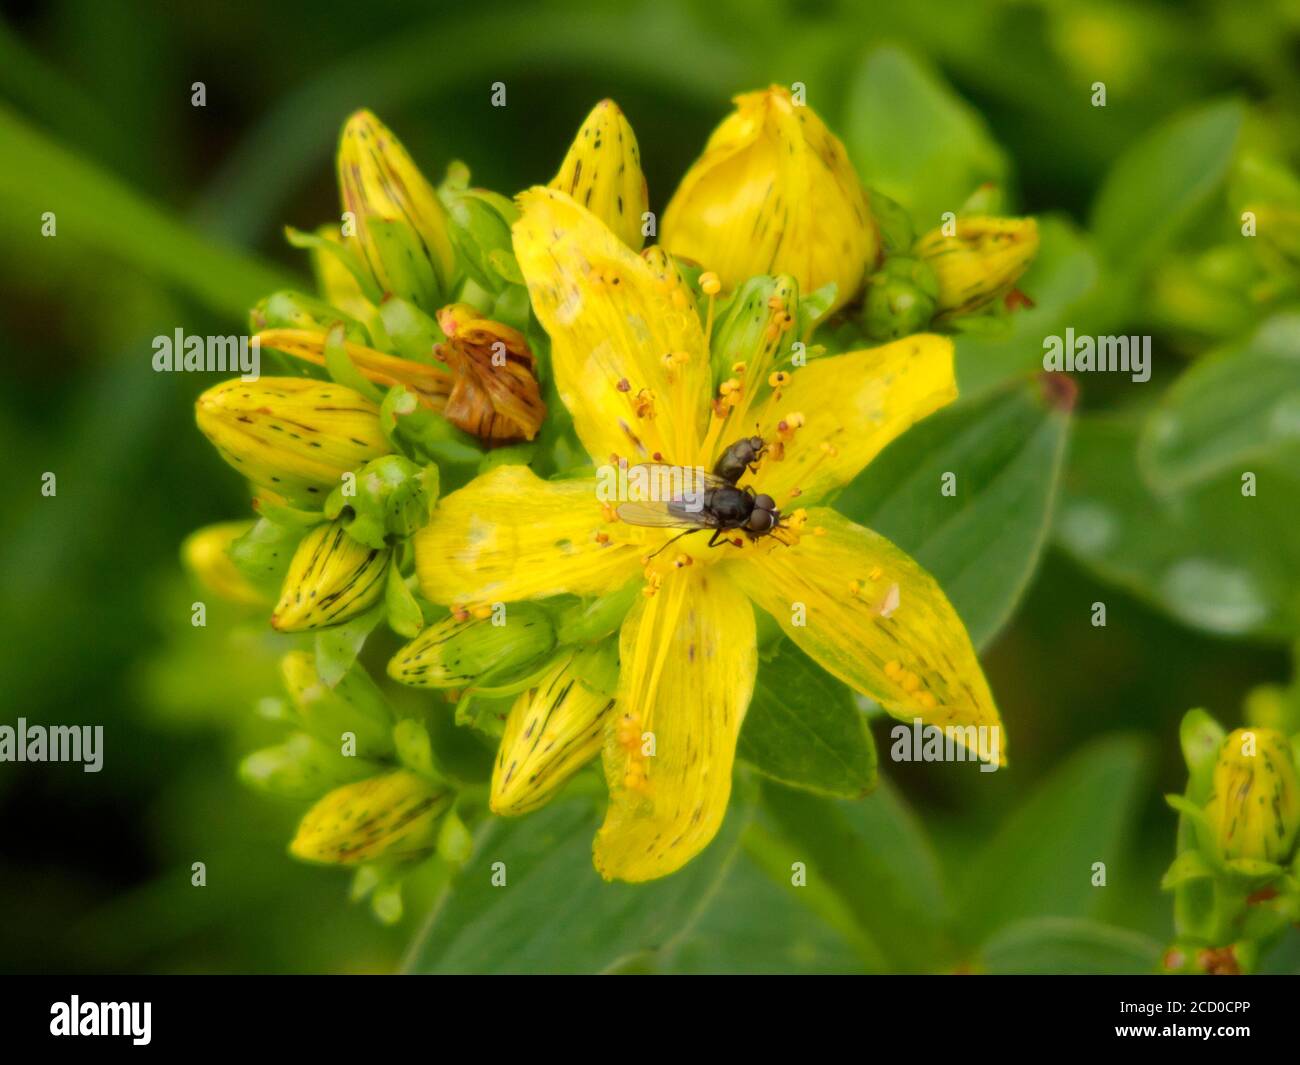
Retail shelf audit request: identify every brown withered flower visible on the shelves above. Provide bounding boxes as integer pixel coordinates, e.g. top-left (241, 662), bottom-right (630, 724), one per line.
top-left (434, 303), bottom-right (546, 443)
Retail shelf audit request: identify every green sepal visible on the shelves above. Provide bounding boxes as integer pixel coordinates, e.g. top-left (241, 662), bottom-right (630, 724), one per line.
top-left (227, 516), bottom-right (312, 593)
top-left (285, 225), bottom-right (382, 304)
top-left (550, 578), bottom-right (640, 645)
top-left (324, 323), bottom-right (386, 404)
top-left (315, 604), bottom-right (384, 687)
top-left (381, 385), bottom-right (485, 465)
top-left (386, 559), bottom-right (425, 639)
top-left (378, 296), bottom-right (445, 364)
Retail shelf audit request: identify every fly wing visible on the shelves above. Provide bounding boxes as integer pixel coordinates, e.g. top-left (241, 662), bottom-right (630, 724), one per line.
top-left (614, 463), bottom-right (723, 528)
top-left (615, 500), bottom-right (705, 529)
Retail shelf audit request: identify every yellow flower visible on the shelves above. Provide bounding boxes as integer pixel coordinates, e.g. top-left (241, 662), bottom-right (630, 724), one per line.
top-left (289, 769), bottom-right (452, 865)
top-left (195, 377), bottom-right (391, 505)
top-left (1204, 727), bottom-right (1300, 866)
top-left (550, 99), bottom-right (648, 250)
top-left (337, 109), bottom-right (457, 308)
top-left (413, 188), bottom-right (999, 882)
top-left (271, 519), bottom-right (391, 632)
top-left (662, 85), bottom-right (878, 314)
top-left (181, 521), bottom-right (269, 606)
top-left (913, 215), bottom-right (1039, 316)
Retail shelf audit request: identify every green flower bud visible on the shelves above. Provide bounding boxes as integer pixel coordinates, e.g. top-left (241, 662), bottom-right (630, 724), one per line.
top-left (1204, 727), bottom-right (1300, 866)
top-left (862, 256), bottom-right (940, 340)
top-left (271, 520), bottom-right (391, 632)
top-left (337, 109), bottom-right (457, 310)
top-left (325, 454), bottom-right (439, 549)
top-left (388, 602), bottom-right (555, 689)
top-left (913, 215), bottom-right (1039, 316)
top-left (289, 769), bottom-right (453, 865)
top-left (709, 274), bottom-right (799, 385)
top-left (195, 378), bottom-right (390, 506)
top-left (280, 651), bottom-right (394, 758)
top-left (441, 180), bottom-right (522, 293)
top-left (239, 732), bottom-right (374, 800)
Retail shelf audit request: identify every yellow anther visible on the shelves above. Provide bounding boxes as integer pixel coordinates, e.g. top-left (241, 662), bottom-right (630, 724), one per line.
top-left (634, 388), bottom-right (656, 419)
top-left (848, 580), bottom-right (862, 596)
top-left (917, 691), bottom-right (938, 710)
top-left (595, 531), bottom-right (610, 545)
top-left (868, 565), bottom-right (883, 581)
top-left (883, 660), bottom-right (902, 679)
top-left (786, 411), bottom-right (806, 429)
top-left (700, 271), bottom-right (722, 296)
top-left (768, 371), bottom-right (791, 388)
top-left (719, 378), bottom-right (742, 396)
top-left (471, 604), bottom-right (493, 621)
top-left (674, 552), bottom-right (693, 568)
top-left (901, 671), bottom-right (922, 693)
top-left (731, 361), bottom-right (747, 376)
top-left (766, 295), bottom-right (785, 311)
top-left (601, 503), bottom-right (619, 523)
top-left (616, 377), bottom-right (631, 392)
top-left (451, 605), bottom-right (470, 623)
top-left (819, 441), bottom-right (839, 457)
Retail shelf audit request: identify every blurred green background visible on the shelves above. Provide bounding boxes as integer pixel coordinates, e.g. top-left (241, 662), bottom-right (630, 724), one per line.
top-left (2, 0), bottom-right (1298, 973)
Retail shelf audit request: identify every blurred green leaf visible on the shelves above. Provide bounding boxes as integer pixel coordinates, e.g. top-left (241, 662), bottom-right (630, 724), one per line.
top-left (957, 736), bottom-right (1148, 947)
top-left (759, 779), bottom-right (951, 972)
top-left (1139, 314), bottom-right (1300, 491)
top-left (1056, 413), bottom-right (1300, 639)
top-left (844, 45), bottom-right (1009, 232)
top-left (0, 104), bottom-right (293, 317)
top-left (1090, 99), bottom-right (1244, 281)
top-left (980, 917), bottom-right (1160, 974)
top-left (738, 642), bottom-right (877, 798)
top-left (835, 375), bottom-right (1071, 650)
top-left (403, 792), bottom-right (749, 974)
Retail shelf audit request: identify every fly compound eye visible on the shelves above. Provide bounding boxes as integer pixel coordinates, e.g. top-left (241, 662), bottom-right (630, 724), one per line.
top-left (753, 494), bottom-right (776, 512)
top-left (747, 508), bottom-right (775, 533)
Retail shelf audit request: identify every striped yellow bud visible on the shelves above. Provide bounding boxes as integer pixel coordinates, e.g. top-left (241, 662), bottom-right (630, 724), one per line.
top-left (550, 99), bottom-right (649, 250)
top-left (1204, 728), bottom-right (1300, 865)
top-left (490, 643), bottom-right (619, 815)
top-left (271, 520), bottom-right (391, 632)
top-left (195, 378), bottom-right (390, 505)
top-left (337, 109), bottom-right (456, 309)
top-left (388, 602), bottom-right (555, 689)
top-left (663, 85), bottom-right (878, 313)
top-left (289, 769), bottom-right (452, 865)
top-left (914, 215), bottom-right (1039, 315)
top-left (181, 521), bottom-right (268, 606)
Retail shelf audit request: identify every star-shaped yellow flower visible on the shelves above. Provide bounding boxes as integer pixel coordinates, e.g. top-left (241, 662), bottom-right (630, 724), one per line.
top-left (412, 188), bottom-right (1002, 882)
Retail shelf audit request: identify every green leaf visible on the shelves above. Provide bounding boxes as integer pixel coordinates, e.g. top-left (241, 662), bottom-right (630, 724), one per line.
top-left (843, 45), bottom-right (1009, 232)
top-left (0, 103), bottom-right (292, 318)
top-left (953, 216), bottom-right (1101, 400)
top-left (758, 780), bottom-right (951, 972)
top-left (1139, 314), bottom-right (1300, 491)
top-left (834, 375), bottom-right (1070, 651)
top-left (980, 917), bottom-right (1160, 975)
top-left (314, 606), bottom-right (383, 688)
top-left (738, 641), bottom-right (877, 798)
top-left (1055, 413), bottom-right (1300, 639)
top-left (1090, 99), bottom-right (1244, 279)
top-left (403, 793), bottom-right (750, 974)
top-left (956, 736), bottom-right (1148, 947)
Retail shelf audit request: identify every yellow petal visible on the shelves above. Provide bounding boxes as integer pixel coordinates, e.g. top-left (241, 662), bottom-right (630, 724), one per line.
top-left (289, 769), bottom-right (452, 865)
top-left (550, 99), bottom-right (649, 251)
top-left (729, 508), bottom-right (1002, 762)
top-left (595, 566), bottom-right (756, 881)
top-left (662, 86), bottom-right (878, 314)
top-left (491, 642), bottom-right (619, 815)
top-left (745, 334), bottom-right (956, 506)
top-left (413, 465), bottom-right (643, 606)
top-left (181, 521), bottom-right (269, 606)
top-left (512, 187), bottom-right (710, 465)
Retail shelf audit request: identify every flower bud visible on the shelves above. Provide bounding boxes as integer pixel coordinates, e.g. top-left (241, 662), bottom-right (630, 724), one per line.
top-left (325, 454), bottom-right (438, 549)
top-left (862, 256), bottom-right (940, 340)
top-left (434, 303), bottom-right (546, 442)
top-left (249, 290), bottom-right (369, 345)
top-left (1204, 727), bottom-right (1300, 866)
top-left (709, 274), bottom-right (799, 382)
top-left (240, 732), bottom-right (373, 800)
top-left (913, 215), bottom-right (1039, 316)
top-left (289, 769), bottom-right (452, 865)
top-left (195, 377), bottom-right (390, 506)
top-left (280, 651), bottom-right (394, 758)
top-left (181, 521), bottom-right (269, 606)
top-left (271, 519), bottom-right (391, 632)
top-left (337, 109), bottom-right (457, 309)
top-left (388, 602), bottom-right (555, 689)
top-left (663, 85), bottom-right (878, 314)
top-left (550, 99), bottom-right (649, 250)
top-left (491, 642), bottom-right (619, 815)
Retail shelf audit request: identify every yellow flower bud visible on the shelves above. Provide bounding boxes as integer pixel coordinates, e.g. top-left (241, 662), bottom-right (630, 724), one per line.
top-left (289, 769), bottom-right (451, 865)
top-left (663, 85), bottom-right (878, 313)
top-left (490, 644), bottom-right (619, 816)
top-left (181, 521), bottom-right (268, 606)
top-left (550, 99), bottom-right (649, 250)
top-left (195, 377), bottom-right (390, 505)
top-left (434, 303), bottom-right (546, 442)
top-left (913, 215), bottom-right (1039, 315)
top-left (337, 109), bottom-right (457, 308)
top-left (271, 520), bottom-right (391, 632)
top-left (388, 602), bottom-right (555, 689)
top-left (1204, 727), bottom-right (1300, 865)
